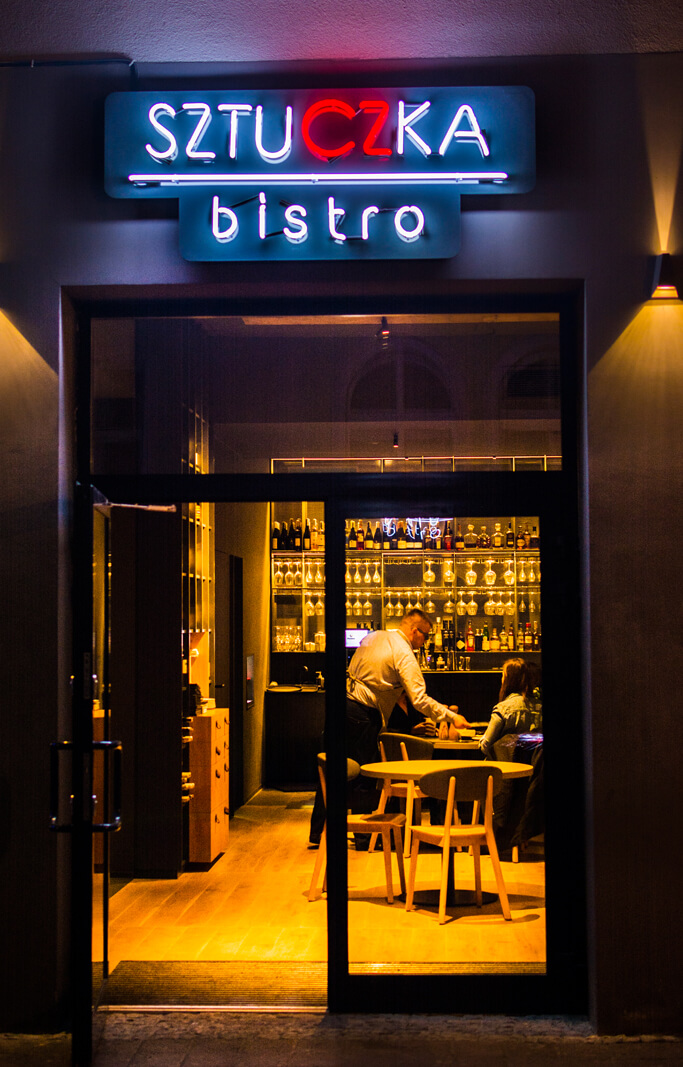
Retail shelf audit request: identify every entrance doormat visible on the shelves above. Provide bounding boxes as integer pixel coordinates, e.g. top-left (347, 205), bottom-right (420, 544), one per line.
top-left (100, 961), bottom-right (327, 1008)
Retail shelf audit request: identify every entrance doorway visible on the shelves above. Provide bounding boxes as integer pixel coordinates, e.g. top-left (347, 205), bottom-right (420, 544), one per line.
top-left (72, 293), bottom-right (586, 1057)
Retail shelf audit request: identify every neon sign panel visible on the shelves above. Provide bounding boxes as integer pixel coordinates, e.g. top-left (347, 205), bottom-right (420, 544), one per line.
top-left (105, 86), bottom-right (535, 261)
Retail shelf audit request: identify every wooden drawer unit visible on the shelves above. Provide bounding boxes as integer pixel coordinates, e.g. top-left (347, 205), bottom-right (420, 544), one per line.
top-left (188, 708), bottom-right (230, 863)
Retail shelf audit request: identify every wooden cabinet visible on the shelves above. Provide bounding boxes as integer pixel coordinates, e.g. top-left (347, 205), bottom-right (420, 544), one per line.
top-left (188, 708), bottom-right (230, 863)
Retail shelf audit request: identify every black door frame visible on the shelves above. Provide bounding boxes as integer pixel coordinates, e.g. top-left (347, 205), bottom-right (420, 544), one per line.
top-left (69, 287), bottom-right (587, 1063)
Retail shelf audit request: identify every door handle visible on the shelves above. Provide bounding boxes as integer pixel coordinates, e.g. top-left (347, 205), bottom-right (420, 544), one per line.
top-left (49, 740), bottom-right (123, 832)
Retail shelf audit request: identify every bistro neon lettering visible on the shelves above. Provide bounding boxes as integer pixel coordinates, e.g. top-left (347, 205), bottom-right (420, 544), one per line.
top-left (211, 193), bottom-right (426, 245)
top-left (145, 97), bottom-right (491, 164)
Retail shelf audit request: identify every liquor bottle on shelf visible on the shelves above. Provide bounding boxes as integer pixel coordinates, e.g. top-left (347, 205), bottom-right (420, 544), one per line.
top-left (357, 523), bottom-right (365, 550)
top-left (466, 622), bottom-right (475, 651)
top-left (293, 520), bottom-right (302, 552)
top-left (492, 522), bottom-right (504, 548)
top-left (500, 626), bottom-right (508, 651)
top-left (413, 522), bottom-right (423, 550)
top-left (524, 524), bottom-right (532, 548)
top-left (482, 624), bottom-right (490, 651)
top-left (524, 622), bottom-right (533, 649)
top-left (390, 523), bottom-right (398, 551)
top-left (515, 526), bottom-right (526, 550)
top-left (475, 628), bottom-right (483, 651)
top-left (397, 522), bottom-right (407, 550)
top-left (432, 523), bottom-right (442, 551)
top-left (444, 521), bottom-right (454, 551)
top-left (451, 524), bottom-right (462, 552)
top-left (530, 525), bottom-right (540, 549)
top-left (456, 627), bottom-right (466, 651)
top-left (463, 524), bottom-right (478, 549)
top-left (374, 523), bottom-right (383, 550)
top-left (311, 519), bottom-right (318, 550)
top-left (517, 624), bottom-right (524, 648)
top-left (506, 522), bottom-right (515, 548)
top-left (366, 521), bottom-right (374, 549)
top-left (381, 522), bottom-right (390, 551)
top-left (347, 522), bottom-right (357, 550)
top-left (532, 621), bottom-right (541, 649)
top-left (433, 618), bottom-right (443, 653)
top-left (271, 521), bottom-right (281, 550)
top-left (490, 627), bottom-right (500, 651)
top-left (303, 519), bottom-right (311, 551)
top-left (319, 522), bottom-right (325, 551)
top-left (478, 526), bottom-right (491, 549)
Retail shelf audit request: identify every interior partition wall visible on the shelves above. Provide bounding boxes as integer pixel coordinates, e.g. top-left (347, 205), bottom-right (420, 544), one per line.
top-left (72, 286), bottom-right (585, 1059)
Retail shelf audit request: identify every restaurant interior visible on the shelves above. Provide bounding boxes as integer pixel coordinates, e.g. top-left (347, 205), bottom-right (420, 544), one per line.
top-left (90, 310), bottom-right (561, 1006)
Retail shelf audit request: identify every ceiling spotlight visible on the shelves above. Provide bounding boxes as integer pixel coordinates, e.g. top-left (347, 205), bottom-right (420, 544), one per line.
top-left (377, 316), bottom-right (391, 348)
top-left (650, 253), bottom-right (680, 301)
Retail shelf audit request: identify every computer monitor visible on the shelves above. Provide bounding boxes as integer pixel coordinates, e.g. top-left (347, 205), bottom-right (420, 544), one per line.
top-left (345, 628), bottom-right (368, 649)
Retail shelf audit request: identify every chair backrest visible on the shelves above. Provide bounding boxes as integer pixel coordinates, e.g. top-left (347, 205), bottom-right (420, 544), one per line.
top-left (418, 765), bottom-right (504, 804)
top-left (316, 753), bottom-right (360, 807)
top-left (379, 732), bottom-right (435, 762)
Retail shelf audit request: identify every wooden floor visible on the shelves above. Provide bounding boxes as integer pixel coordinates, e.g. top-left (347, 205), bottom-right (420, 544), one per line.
top-left (94, 790), bottom-right (545, 973)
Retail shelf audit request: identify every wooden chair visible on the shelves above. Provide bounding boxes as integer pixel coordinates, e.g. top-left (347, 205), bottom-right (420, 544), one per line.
top-left (369, 732), bottom-right (435, 856)
top-left (405, 765), bottom-right (511, 924)
top-left (308, 754), bottom-right (406, 904)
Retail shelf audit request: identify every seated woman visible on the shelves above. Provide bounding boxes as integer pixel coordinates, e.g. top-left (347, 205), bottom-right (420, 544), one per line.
top-left (479, 657), bottom-right (538, 757)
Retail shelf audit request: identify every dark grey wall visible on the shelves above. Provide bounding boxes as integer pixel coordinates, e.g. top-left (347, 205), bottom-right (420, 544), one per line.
top-left (0, 53), bottom-right (682, 1034)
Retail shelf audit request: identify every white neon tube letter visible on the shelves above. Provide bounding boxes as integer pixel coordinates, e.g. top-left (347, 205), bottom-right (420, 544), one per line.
top-left (327, 197), bottom-right (347, 242)
top-left (212, 196), bottom-right (239, 242)
top-left (255, 105), bottom-right (293, 163)
top-left (394, 205), bottom-right (425, 243)
top-left (438, 105), bottom-right (490, 158)
top-left (217, 104), bottom-right (253, 159)
top-left (182, 103), bottom-right (216, 160)
top-left (397, 101), bottom-right (431, 157)
top-left (283, 204), bottom-right (308, 243)
top-left (145, 103), bottom-right (178, 161)
top-left (361, 205), bottom-right (380, 240)
top-left (259, 192), bottom-right (267, 239)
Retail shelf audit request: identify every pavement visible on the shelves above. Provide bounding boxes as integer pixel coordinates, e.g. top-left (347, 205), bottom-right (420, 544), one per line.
top-left (2, 1014), bottom-right (682, 1066)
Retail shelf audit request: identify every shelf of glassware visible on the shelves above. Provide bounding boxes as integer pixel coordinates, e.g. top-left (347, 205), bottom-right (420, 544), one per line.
top-left (345, 547), bottom-right (541, 660)
top-left (271, 552), bottom-right (326, 652)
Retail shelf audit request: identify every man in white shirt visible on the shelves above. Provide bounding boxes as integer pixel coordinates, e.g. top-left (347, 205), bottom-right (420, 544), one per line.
top-left (309, 610), bottom-right (470, 848)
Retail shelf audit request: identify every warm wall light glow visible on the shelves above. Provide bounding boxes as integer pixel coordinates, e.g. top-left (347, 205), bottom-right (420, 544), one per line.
top-left (650, 253), bottom-right (680, 300)
top-left (640, 59), bottom-right (683, 254)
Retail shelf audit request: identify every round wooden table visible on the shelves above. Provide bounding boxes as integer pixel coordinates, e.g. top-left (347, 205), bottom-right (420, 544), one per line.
top-left (360, 759), bottom-right (534, 781)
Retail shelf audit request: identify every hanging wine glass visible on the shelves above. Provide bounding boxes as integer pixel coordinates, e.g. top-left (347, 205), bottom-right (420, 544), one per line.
top-left (425, 597), bottom-right (436, 615)
top-left (363, 597), bottom-right (373, 616)
top-left (518, 559), bottom-right (527, 584)
top-left (305, 595), bottom-right (315, 617)
top-left (353, 562), bottom-right (362, 584)
top-left (353, 596), bottom-right (363, 616)
top-left (495, 592), bottom-right (506, 615)
top-left (484, 592), bottom-right (496, 616)
top-left (363, 563), bottom-right (372, 584)
top-left (394, 596), bottom-right (404, 617)
top-left (465, 560), bottom-right (477, 586)
top-left (466, 592), bottom-right (478, 616)
top-left (414, 591), bottom-right (422, 610)
top-left (385, 595), bottom-right (394, 618)
top-left (527, 560), bottom-right (536, 584)
top-left (456, 590), bottom-right (467, 616)
top-left (529, 597), bottom-right (537, 614)
top-left (315, 595), bottom-right (325, 616)
top-left (443, 596), bottom-right (455, 616)
top-left (315, 562), bottom-right (323, 585)
top-left (423, 559), bottom-right (435, 584)
top-left (405, 593), bottom-right (414, 613)
top-left (505, 593), bottom-right (516, 616)
top-left (536, 559), bottom-right (541, 581)
top-left (293, 562), bottom-right (302, 587)
top-left (273, 562), bottom-right (283, 586)
top-left (284, 562), bottom-right (294, 586)
top-left (443, 559), bottom-right (455, 584)
top-left (484, 559), bottom-right (496, 586)
top-left (503, 559), bottom-right (515, 585)
top-left (305, 560), bottom-right (314, 585)
top-left (518, 594), bottom-right (526, 613)
top-left (345, 562), bottom-right (351, 584)
top-left (346, 597), bottom-right (353, 616)
top-left (372, 563), bottom-right (381, 584)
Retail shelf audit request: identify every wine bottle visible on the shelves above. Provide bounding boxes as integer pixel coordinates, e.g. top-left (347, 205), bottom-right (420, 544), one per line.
top-left (413, 522), bottom-right (423, 550)
top-left (303, 519), bottom-right (311, 551)
top-left (366, 521), bottom-right (374, 549)
top-left (390, 523), bottom-right (398, 551)
top-left (375, 523), bottom-right (383, 550)
top-left (294, 519), bottom-right (302, 552)
top-left (444, 522), bottom-right (453, 551)
top-left (357, 523), bottom-right (365, 550)
top-left (397, 522), bottom-right (407, 550)
top-left (524, 622), bottom-right (532, 649)
top-left (454, 524), bottom-right (464, 552)
top-left (311, 518), bottom-right (318, 551)
top-left (474, 628), bottom-right (483, 651)
top-left (348, 522), bottom-right (357, 550)
top-left (381, 522), bottom-right (390, 551)
top-left (271, 521), bottom-right (281, 550)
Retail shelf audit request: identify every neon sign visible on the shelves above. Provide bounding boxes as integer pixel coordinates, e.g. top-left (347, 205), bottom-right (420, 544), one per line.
top-left (105, 86), bottom-right (535, 261)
